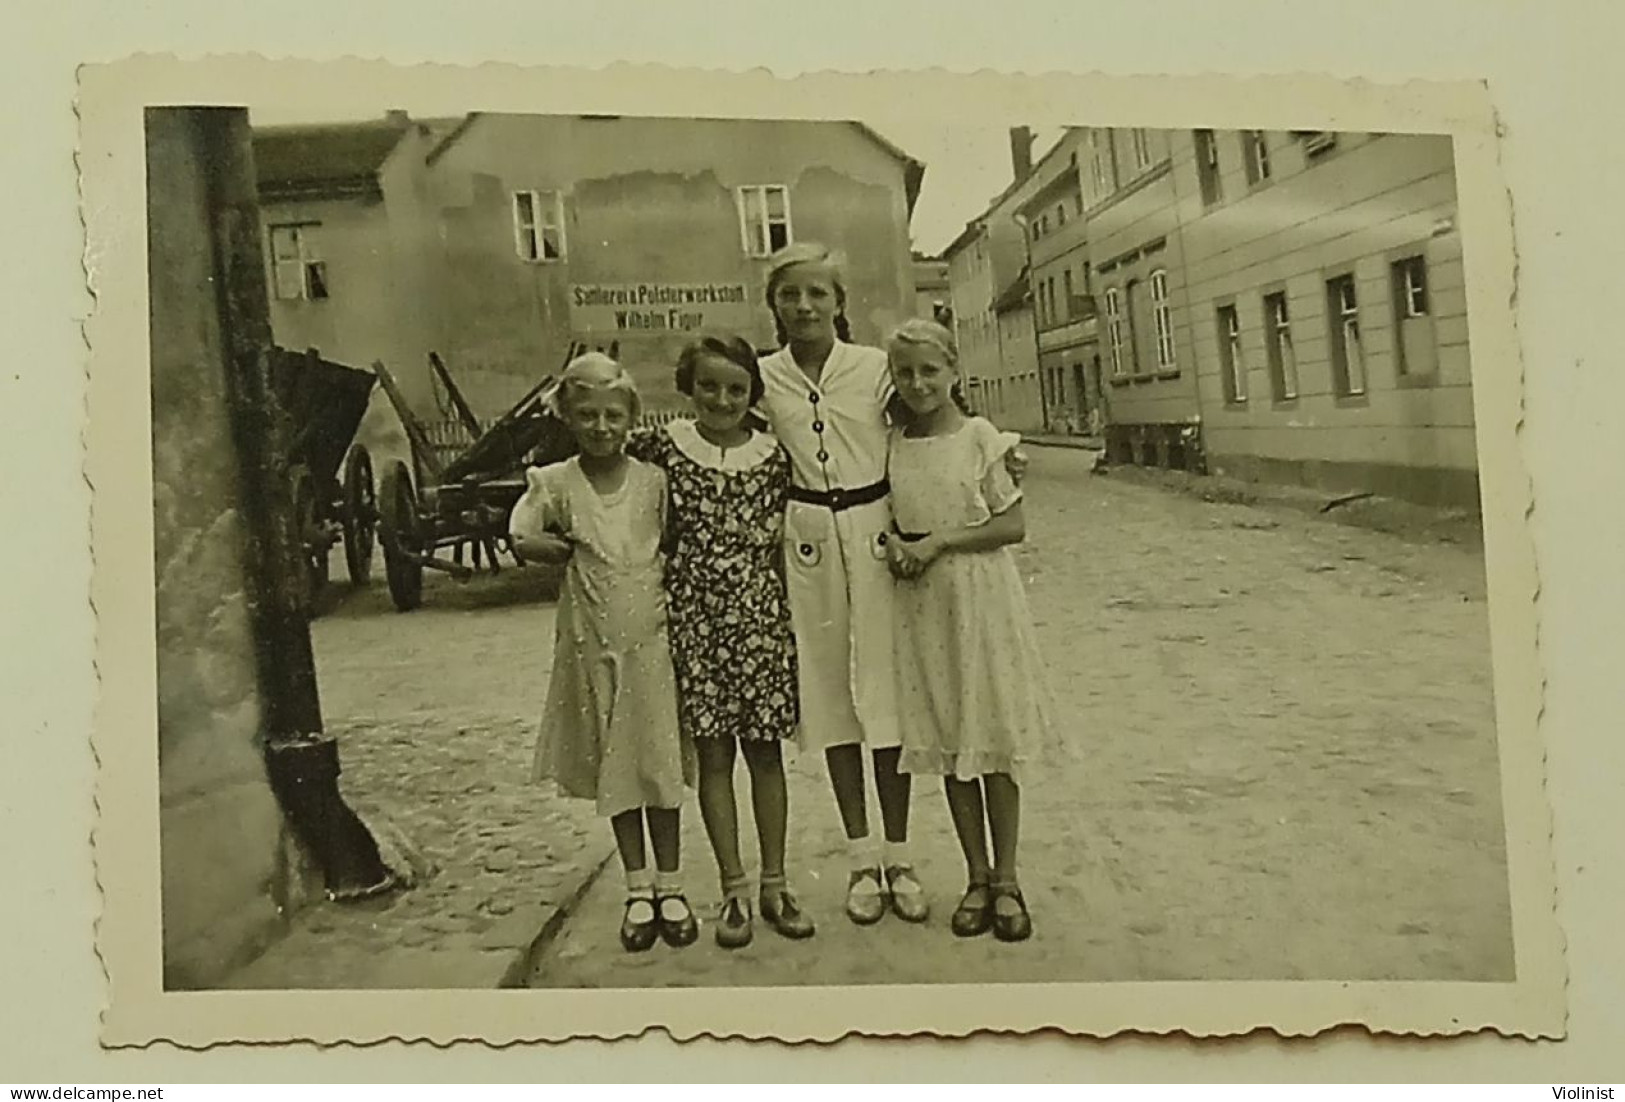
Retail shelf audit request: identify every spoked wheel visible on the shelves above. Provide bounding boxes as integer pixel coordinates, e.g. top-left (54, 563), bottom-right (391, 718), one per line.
top-left (290, 465), bottom-right (330, 616)
top-left (378, 460), bottom-right (424, 612)
top-left (341, 444), bottom-right (377, 587)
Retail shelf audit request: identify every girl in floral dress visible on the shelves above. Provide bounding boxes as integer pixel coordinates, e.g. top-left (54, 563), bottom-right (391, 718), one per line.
top-left (626, 334), bottom-right (813, 950)
top-left (883, 319), bottom-right (1053, 943)
top-left (510, 353), bottom-right (698, 954)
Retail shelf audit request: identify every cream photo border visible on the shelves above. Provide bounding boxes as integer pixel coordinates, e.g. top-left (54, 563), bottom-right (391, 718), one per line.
top-left (80, 55), bottom-right (1559, 1047)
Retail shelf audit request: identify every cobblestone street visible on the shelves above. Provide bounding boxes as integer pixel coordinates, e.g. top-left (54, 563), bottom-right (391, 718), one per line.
top-left (228, 444), bottom-right (1511, 991)
top-left (530, 445), bottom-right (1513, 988)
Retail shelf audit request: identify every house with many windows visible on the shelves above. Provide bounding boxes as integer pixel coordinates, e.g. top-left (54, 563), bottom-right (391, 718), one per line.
top-left (1081, 127), bottom-right (1205, 470)
top-left (1015, 128), bottom-right (1099, 436)
top-left (943, 127), bottom-right (1053, 432)
top-left (1169, 128), bottom-right (1472, 506)
top-left (252, 112), bottom-right (923, 431)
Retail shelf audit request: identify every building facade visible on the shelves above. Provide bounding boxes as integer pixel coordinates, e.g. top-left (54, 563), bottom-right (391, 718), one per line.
top-left (254, 113), bottom-right (923, 436)
top-left (1167, 129), bottom-right (1473, 506)
top-left (1080, 127), bottom-right (1205, 469)
top-left (1017, 128), bottom-right (1099, 436)
top-left (911, 251), bottom-right (952, 325)
top-left (943, 127), bottom-right (1048, 432)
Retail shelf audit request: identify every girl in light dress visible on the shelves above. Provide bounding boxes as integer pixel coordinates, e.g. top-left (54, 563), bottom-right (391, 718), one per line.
top-left (883, 319), bottom-right (1053, 943)
top-left (510, 353), bottom-right (698, 954)
top-left (625, 334), bottom-right (814, 950)
top-left (755, 244), bottom-right (1029, 927)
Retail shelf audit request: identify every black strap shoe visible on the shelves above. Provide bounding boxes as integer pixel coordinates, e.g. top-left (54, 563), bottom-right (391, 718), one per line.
top-left (951, 882), bottom-right (994, 938)
top-left (991, 886), bottom-right (1033, 943)
top-left (620, 896), bottom-right (659, 953)
top-left (656, 892), bottom-right (700, 948)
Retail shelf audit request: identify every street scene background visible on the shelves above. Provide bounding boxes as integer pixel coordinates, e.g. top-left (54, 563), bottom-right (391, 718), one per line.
top-left (232, 444), bottom-right (1510, 990)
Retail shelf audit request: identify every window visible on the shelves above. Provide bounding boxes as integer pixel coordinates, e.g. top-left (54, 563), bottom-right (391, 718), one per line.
top-left (513, 190), bottom-right (566, 262)
top-left (1217, 304), bottom-right (1246, 403)
top-left (269, 223), bottom-right (328, 301)
top-left (1047, 277), bottom-right (1058, 324)
top-left (1150, 270), bottom-right (1177, 371)
top-left (1194, 129), bottom-right (1222, 206)
top-left (1104, 287), bottom-right (1126, 378)
top-left (1391, 255), bottom-right (1438, 376)
top-left (1327, 275), bottom-right (1367, 396)
top-left (1242, 130), bottom-right (1272, 185)
top-left (1263, 291), bottom-right (1299, 400)
top-left (1089, 129), bottom-right (1117, 200)
top-left (1056, 203), bottom-right (1068, 226)
top-left (737, 185), bottom-right (792, 257)
top-left (1062, 268), bottom-right (1074, 318)
top-left (1130, 128), bottom-right (1155, 171)
top-left (1295, 131), bottom-right (1338, 158)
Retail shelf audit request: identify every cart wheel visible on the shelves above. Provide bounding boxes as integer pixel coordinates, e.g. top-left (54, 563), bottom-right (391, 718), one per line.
top-left (290, 465), bottom-right (330, 616)
top-left (341, 444), bottom-right (377, 587)
top-left (378, 460), bottom-right (424, 612)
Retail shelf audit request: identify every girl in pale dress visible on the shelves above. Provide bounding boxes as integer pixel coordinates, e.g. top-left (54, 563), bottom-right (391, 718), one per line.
top-left (884, 319), bottom-right (1053, 943)
top-left (510, 353), bottom-right (699, 954)
top-left (754, 244), bottom-right (929, 926)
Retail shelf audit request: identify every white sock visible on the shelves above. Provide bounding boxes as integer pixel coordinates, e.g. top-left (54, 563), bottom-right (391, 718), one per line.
top-left (625, 868), bottom-right (655, 920)
top-left (882, 840), bottom-right (910, 869)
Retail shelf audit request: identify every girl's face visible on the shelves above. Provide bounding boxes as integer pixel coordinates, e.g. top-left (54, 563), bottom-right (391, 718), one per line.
top-left (564, 385), bottom-right (634, 458)
top-left (689, 353), bottom-right (755, 436)
top-left (890, 340), bottom-right (957, 419)
top-left (771, 262), bottom-right (841, 344)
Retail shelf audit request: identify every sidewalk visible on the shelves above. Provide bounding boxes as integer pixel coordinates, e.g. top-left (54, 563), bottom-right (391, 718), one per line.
top-left (225, 569), bottom-right (615, 991)
top-left (1023, 431), bottom-right (1481, 549)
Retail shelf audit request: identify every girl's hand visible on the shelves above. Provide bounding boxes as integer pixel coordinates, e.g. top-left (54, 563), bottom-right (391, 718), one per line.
top-left (1004, 447), bottom-right (1029, 486)
top-left (885, 536), bottom-right (918, 580)
top-left (513, 531), bottom-right (574, 565)
top-left (910, 533), bottom-right (946, 570)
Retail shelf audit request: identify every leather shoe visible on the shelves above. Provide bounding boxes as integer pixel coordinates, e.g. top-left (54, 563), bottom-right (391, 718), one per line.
top-left (845, 867), bottom-right (887, 925)
top-left (884, 864), bottom-right (930, 924)
top-left (760, 887), bottom-right (816, 940)
top-left (991, 886), bottom-right (1033, 943)
top-left (950, 882), bottom-right (994, 938)
top-left (656, 893), bottom-right (700, 948)
top-left (620, 896), bottom-right (659, 952)
top-left (714, 895), bottom-right (753, 950)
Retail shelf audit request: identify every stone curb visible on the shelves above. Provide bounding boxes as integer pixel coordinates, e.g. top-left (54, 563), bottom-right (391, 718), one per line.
top-left (496, 845), bottom-right (617, 988)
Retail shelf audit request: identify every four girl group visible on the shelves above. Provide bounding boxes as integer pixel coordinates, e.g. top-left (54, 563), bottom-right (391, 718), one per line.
top-left (509, 242), bottom-right (1053, 955)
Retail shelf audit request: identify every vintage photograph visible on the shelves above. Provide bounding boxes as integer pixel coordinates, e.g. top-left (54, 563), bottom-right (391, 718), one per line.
top-left (84, 58), bottom-right (1556, 1044)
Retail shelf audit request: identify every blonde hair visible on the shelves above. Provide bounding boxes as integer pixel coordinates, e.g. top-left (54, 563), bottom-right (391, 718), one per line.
top-left (549, 351), bottom-right (642, 421)
top-left (886, 317), bottom-right (959, 368)
top-left (765, 242), bottom-right (852, 345)
top-left (885, 317), bottom-right (973, 419)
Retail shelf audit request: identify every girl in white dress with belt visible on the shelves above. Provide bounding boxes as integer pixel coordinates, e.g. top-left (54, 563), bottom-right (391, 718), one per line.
top-left (755, 243), bottom-right (925, 925)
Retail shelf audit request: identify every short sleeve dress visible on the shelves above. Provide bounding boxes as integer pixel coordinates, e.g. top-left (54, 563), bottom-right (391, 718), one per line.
top-left (627, 421), bottom-right (800, 743)
top-left (887, 417), bottom-right (1053, 782)
top-left (512, 456), bottom-right (694, 816)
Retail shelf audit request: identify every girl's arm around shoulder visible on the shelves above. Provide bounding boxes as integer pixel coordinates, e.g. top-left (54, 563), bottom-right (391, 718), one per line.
top-left (624, 423), bottom-right (667, 466)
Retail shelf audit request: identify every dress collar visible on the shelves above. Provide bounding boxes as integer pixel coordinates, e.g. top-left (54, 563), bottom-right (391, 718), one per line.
top-left (667, 419), bottom-right (778, 471)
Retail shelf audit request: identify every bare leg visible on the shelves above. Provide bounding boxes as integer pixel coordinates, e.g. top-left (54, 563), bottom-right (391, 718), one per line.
top-left (824, 743), bottom-right (870, 839)
top-left (943, 777), bottom-right (992, 884)
top-left (695, 738), bottom-right (746, 894)
top-left (740, 740), bottom-right (788, 884)
top-left (872, 746), bottom-right (912, 845)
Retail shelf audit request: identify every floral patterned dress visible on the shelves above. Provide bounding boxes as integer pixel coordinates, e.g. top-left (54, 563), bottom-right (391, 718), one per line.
top-left (629, 420), bottom-right (800, 743)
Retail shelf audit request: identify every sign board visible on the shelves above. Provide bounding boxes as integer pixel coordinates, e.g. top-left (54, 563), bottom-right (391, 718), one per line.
top-left (569, 282), bottom-right (757, 336)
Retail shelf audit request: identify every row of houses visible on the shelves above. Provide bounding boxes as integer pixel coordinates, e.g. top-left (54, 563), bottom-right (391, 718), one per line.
top-left (945, 126), bottom-right (1477, 509)
top-left (254, 112), bottom-right (924, 450)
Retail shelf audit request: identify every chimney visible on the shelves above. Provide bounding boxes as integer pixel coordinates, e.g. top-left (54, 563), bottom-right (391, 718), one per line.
top-left (1009, 126), bottom-right (1035, 180)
